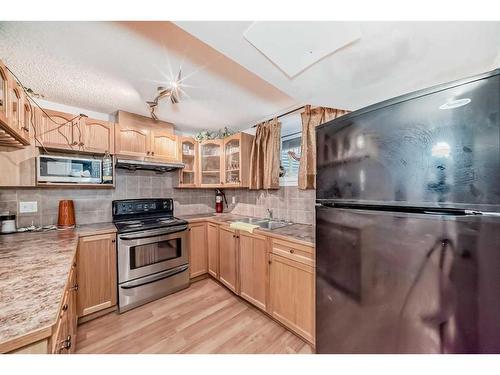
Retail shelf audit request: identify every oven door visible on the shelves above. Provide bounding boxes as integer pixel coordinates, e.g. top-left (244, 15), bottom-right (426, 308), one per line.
top-left (117, 225), bottom-right (188, 283)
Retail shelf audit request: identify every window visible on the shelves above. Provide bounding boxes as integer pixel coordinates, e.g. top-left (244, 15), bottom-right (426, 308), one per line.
top-left (280, 113), bottom-right (302, 186)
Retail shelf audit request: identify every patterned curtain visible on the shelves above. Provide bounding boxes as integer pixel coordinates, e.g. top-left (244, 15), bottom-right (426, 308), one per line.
top-left (298, 105), bottom-right (350, 190)
top-left (248, 118), bottom-right (282, 190)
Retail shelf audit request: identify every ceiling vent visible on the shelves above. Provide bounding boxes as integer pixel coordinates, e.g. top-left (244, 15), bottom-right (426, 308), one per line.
top-left (243, 21), bottom-right (361, 78)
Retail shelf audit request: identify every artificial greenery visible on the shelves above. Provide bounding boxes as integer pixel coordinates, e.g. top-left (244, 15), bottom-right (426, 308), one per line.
top-left (194, 126), bottom-right (234, 141)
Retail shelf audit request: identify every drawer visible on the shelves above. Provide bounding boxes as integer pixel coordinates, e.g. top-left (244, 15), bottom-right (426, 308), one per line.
top-left (271, 238), bottom-right (314, 267)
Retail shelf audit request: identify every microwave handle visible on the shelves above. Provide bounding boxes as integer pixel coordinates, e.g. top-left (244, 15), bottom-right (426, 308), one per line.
top-left (119, 264), bottom-right (189, 289)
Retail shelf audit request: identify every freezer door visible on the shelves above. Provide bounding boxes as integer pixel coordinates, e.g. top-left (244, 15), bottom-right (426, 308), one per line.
top-left (316, 73), bottom-right (500, 208)
top-left (316, 206), bottom-right (500, 353)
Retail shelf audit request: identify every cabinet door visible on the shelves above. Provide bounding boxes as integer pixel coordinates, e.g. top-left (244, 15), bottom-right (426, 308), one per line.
top-left (0, 63), bottom-right (8, 126)
top-left (150, 130), bottom-right (179, 161)
top-left (218, 226), bottom-right (238, 293)
top-left (83, 118), bottom-right (115, 154)
top-left (8, 82), bottom-right (29, 142)
top-left (52, 291), bottom-right (71, 354)
top-left (35, 109), bottom-right (80, 150)
top-left (77, 233), bottom-right (117, 317)
top-left (200, 140), bottom-right (223, 187)
top-left (178, 137), bottom-right (198, 187)
top-left (67, 263), bottom-right (78, 353)
top-left (114, 122), bottom-right (150, 157)
top-left (188, 222), bottom-right (208, 278)
top-left (269, 253), bottom-right (315, 344)
top-left (207, 222), bottom-right (219, 278)
top-left (239, 232), bottom-right (268, 311)
top-left (223, 134), bottom-right (241, 186)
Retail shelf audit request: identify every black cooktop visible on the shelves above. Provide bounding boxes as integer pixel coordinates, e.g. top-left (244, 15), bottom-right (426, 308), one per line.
top-left (112, 198), bottom-right (187, 233)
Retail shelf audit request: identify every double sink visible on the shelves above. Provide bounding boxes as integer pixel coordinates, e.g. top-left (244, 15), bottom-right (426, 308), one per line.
top-left (232, 217), bottom-right (292, 230)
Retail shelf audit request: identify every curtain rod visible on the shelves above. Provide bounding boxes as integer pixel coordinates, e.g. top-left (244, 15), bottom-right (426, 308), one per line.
top-left (252, 105), bottom-right (306, 128)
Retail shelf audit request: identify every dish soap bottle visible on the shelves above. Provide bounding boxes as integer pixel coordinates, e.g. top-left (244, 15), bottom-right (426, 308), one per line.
top-left (102, 152), bottom-right (113, 184)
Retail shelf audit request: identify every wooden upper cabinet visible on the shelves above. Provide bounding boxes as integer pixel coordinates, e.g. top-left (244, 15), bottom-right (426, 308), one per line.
top-left (150, 129), bottom-right (179, 161)
top-left (222, 132), bottom-right (254, 188)
top-left (269, 253), bottom-right (315, 344)
top-left (0, 63), bottom-right (7, 125)
top-left (178, 136), bottom-right (198, 187)
top-left (114, 122), bottom-right (150, 157)
top-left (0, 62), bottom-right (30, 146)
top-left (238, 231), bottom-right (268, 311)
top-left (218, 226), bottom-right (238, 293)
top-left (35, 109), bottom-right (82, 151)
top-left (82, 118), bottom-right (114, 154)
top-left (207, 222), bottom-right (219, 279)
top-left (188, 222), bottom-right (208, 278)
top-left (77, 232), bottom-right (117, 317)
top-left (200, 139), bottom-right (223, 187)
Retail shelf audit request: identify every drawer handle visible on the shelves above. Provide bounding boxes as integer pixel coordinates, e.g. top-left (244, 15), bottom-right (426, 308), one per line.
top-left (62, 303), bottom-right (68, 311)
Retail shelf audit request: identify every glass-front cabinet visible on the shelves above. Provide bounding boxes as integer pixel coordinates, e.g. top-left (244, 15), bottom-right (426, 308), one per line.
top-left (178, 137), bottom-right (198, 187)
top-left (223, 132), bottom-right (254, 187)
top-left (200, 139), bottom-right (223, 187)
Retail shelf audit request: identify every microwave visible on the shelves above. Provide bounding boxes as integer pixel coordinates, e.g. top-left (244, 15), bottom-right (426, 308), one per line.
top-left (37, 155), bottom-right (102, 184)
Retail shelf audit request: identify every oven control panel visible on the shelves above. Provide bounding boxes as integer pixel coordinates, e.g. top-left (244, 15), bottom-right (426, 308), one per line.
top-left (112, 198), bottom-right (173, 217)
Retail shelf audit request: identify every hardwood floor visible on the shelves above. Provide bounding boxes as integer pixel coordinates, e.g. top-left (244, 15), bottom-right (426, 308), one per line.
top-left (76, 278), bottom-right (313, 354)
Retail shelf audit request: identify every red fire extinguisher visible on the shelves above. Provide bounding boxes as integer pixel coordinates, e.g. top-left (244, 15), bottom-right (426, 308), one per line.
top-left (215, 189), bottom-right (227, 213)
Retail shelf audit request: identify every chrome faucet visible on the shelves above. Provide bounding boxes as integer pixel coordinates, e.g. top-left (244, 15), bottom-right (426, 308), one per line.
top-left (267, 209), bottom-right (273, 220)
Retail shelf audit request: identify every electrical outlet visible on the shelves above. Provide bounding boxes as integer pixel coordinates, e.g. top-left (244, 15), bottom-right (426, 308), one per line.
top-left (19, 201), bottom-right (38, 214)
top-left (232, 196), bottom-right (236, 204)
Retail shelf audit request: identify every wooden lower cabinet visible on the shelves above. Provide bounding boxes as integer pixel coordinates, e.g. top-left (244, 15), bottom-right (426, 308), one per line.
top-left (51, 260), bottom-right (78, 354)
top-left (207, 223), bottom-right (219, 278)
top-left (269, 253), bottom-right (315, 344)
top-left (218, 226), bottom-right (238, 293)
top-left (238, 232), bottom-right (268, 311)
top-left (188, 222), bottom-right (208, 278)
top-left (77, 232), bottom-right (117, 317)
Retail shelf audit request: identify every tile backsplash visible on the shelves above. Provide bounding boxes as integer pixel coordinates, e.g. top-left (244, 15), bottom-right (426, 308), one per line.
top-left (0, 169), bottom-right (315, 228)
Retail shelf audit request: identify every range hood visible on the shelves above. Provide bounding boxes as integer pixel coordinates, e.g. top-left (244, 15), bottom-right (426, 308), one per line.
top-left (115, 158), bottom-right (184, 173)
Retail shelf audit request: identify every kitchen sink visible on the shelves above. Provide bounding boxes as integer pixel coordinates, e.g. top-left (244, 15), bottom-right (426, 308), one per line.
top-left (232, 217), bottom-right (292, 230)
top-left (255, 220), bottom-right (292, 230)
top-left (234, 217), bottom-right (266, 224)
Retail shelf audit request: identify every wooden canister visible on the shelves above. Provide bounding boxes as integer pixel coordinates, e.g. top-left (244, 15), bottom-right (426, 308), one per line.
top-left (57, 200), bottom-right (76, 228)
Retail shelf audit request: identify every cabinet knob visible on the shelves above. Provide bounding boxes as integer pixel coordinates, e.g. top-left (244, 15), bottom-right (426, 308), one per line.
top-left (71, 141), bottom-right (78, 146)
top-left (111, 239), bottom-right (116, 243)
top-left (147, 151), bottom-right (151, 155)
top-left (151, 151), bottom-right (155, 156)
top-left (71, 283), bottom-right (79, 291)
top-left (62, 303), bottom-right (68, 311)
top-left (289, 249), bottom-right (295, 254)
top-left (268, 260), bottom-right (272, 264)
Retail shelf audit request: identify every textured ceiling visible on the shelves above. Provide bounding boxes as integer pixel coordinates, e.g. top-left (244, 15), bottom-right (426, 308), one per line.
top-left (0, 21), bottom-right (296, 133)
top-left (1, 21), bottom-right (499, 134)
top-left (176, 21), bottom-right (500, 111)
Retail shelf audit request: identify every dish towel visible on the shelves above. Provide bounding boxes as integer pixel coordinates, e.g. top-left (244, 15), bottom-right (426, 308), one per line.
top-left (229, 222), bottom-right (259, 233)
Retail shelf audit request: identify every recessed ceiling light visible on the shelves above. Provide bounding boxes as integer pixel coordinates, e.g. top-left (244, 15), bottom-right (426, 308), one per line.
top-left (439, 98), bottom-right (471, 110)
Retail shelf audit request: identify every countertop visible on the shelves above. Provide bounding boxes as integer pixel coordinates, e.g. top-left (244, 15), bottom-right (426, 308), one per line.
top-left (179, 213), bottom-right (315, 247)
top-left (0, 223), bottom-right (116, 352)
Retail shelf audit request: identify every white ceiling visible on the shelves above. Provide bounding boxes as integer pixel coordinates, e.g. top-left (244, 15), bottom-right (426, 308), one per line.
top-left (176, 21), bottom-right (500, 111)
top-left (0, 21), bottom-right (296, 133)
top-left (1, 21), bottom-right (499, 134)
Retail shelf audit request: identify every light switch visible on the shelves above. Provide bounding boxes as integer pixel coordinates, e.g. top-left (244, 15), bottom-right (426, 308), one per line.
top-left (19, 201), bottom-right (38, 213)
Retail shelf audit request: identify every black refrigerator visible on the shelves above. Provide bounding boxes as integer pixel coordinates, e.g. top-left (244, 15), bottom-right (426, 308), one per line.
top-left (315, 69), bottom-right (500, 354)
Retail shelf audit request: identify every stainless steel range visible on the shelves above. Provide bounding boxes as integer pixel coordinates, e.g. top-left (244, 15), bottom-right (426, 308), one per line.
top-left (112, 198), bottom-right (189, 313)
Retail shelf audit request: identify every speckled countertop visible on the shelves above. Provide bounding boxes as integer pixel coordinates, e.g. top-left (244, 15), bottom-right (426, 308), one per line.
top-left (0, 223), bottom-right (116, 352)
top-left (179, 213), bottom-right (315, 247)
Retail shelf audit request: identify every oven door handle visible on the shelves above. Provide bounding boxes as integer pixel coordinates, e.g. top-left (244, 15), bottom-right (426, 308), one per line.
top-left (119, 264), bottom-right (189, 289)
top-left (119, 225), bottom-right (188, 240)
